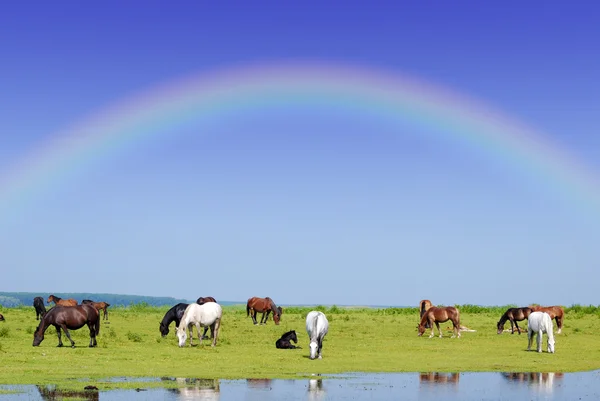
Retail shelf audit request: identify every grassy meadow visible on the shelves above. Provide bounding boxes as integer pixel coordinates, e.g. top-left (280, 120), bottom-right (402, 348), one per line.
top-left (0, 304), bottom-right (599, 390)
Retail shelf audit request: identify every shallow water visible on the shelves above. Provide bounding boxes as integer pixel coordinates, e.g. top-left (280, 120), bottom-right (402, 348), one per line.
top-left (1, 371), bottom-right (599, 400)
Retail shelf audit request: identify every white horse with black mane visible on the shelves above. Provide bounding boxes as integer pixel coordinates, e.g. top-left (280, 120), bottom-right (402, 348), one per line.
top-left (527, 311), bottom-right (555, 353)
top-left (306, 311), bottom-right (329, 360)
top-left (176, 302), bottom-right (222, 348)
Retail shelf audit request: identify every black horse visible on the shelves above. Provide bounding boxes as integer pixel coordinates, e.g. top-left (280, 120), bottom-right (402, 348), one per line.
top-left (33, 296), bottom-right (47, 320)
top-left (33, 304), bottom-right (100, 348)
top-left (275, 330), bottom-right (300, 349)
top-left (159, 303), bottom-right (189, 337)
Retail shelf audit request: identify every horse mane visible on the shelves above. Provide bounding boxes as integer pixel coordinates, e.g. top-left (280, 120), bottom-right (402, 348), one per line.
top-left (267, 298), bottom-right (280, 316)
top-left (282, 330), bottom-right (295, 337)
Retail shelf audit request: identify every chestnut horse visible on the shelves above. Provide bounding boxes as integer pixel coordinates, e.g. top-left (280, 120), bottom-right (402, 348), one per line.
top-left (418, 306), bottom-right (461, 338)
top-left (33, 304), bottom-right (100, 347)
top-left (246, 296), bottom-right (281, 325)
top-left (81, 300), bottom-right (110, 321)
top-left (47, 295), bottom-right (78, 307)
top-left (497, 307), bottom-right (532, 334)
top-left (530, 305), bottom-right (564, 334)
top-left (419, 300), bottom-right (433, 329)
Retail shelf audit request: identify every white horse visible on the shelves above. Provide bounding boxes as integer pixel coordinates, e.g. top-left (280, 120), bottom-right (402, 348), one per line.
top-left (306, 311), bottom-right (329, 360)
top-left (176, 302), bottom-right (222, 348)
top-left (527, 311), bottom-right (555, 353)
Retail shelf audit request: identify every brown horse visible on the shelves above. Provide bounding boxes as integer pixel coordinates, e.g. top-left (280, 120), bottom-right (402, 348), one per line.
top-left (419, 300), bottom-right (433, 329)
top-left (418, 306), bottom-right (461, 338)
top-left (196, 296), bottom-right (217, 305)
top-left (246, 296), bottom-right (281, 325)
top-left (530, 305), bottom-right (564, 334)
top-left (419, 372), bottom-right (460, 384)
top-left (47, 295), bottom-right (78, 307)
top-left (497, 307), bottom-right (532, 334)
top-left (33, 304), bottom-right (100, 347)
top-left (81, 300), bottom-right (110, 321)
top-left (0, 313), bottom-right (4, 321)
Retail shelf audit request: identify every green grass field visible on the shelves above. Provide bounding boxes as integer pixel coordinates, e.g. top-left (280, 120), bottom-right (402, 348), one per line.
top-left (0, 304), bottom-right (599, 390)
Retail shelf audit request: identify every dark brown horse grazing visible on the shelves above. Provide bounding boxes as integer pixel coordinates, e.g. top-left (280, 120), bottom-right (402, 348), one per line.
top-left (196, 296), bottom-right (217, 305)
top-left (418, 306), bottom-right (461, 338)
top-left (497, 307), bottom-right (532, 334)
top-left (33, 296), bottom-right (47, 320)
top-left (530, 305), bottom-right (564, 334)
top-left (419, 300), bottom-right (433, 329)
top-left (246, 297), bottom-right (281, 325)
top-left (81, 300), bottom-right (110, 321)
top-left (47, 295), bottom-right (78, 307)
top-left (33, 304), bottom-right (100, 348)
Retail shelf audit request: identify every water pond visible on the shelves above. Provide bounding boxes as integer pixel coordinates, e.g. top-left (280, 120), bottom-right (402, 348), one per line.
top-left (1, 371), bottom-right (599, 400)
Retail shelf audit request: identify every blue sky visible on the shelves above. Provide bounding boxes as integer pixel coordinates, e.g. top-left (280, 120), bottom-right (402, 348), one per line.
top-left (1, 2), bottom-right (599, 306)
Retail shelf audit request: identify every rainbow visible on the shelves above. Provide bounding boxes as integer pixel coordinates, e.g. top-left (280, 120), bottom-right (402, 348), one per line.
top-left (1, 61), bottom-right (599, 219)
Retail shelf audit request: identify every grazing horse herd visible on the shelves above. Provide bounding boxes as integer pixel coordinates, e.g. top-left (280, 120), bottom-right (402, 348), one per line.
top-left (419, 299), bottom-right (562, 353)
top-left (8, 293), bottom-right (559, 356)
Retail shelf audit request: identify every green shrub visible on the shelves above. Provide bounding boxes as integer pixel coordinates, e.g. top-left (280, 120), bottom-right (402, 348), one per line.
top-left (126, 331), bottom-right (142, 342)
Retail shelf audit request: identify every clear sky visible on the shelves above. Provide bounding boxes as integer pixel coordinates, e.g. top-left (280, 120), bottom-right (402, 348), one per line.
top-left (1, 2), bottom-right (599, 306)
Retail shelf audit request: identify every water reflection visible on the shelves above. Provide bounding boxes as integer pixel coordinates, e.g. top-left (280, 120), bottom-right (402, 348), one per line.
top-left (502, 372), bottom-right (564, 393)
top-left (36, 385), bottom-right (99, 401)
top-left (246, 379), bottom-right (272, 390)
top-left (163, 378), bottom-right (220, 400)
top-left (419, 372), bottom-right (460, 385)
top-left (307, 377), bottom-right (325, 401)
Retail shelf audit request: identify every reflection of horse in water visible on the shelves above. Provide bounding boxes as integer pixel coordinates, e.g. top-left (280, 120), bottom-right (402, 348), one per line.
top-left (419, 300), bottom-right (433, 328)
top-left (308, 378), bottom-right (326, 401)
top-left (165, 378), bottom-right (220, 401)
top-left (247, 379), bottom-right (272, 389)
top-left (419, 372), bottom-right (460, 385)
top-left (36, 385), bottom-right (99, 401)
top-left (502, 372), bottom-right (564, 393)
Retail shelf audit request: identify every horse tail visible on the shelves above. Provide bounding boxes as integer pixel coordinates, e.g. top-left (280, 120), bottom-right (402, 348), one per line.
top-left (246, 302), bottom-right (251, 317)
top-left (94, 311), bottom-right (101, 336)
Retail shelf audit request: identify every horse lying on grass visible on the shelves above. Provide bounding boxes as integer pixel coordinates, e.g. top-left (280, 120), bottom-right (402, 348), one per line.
top-left (275, 330), bottom-right (300, 349)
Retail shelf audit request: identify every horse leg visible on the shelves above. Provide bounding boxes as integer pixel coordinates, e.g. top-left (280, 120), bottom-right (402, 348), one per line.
top-left (556, 317), bottom-right (562, 334)
top-left (56, 326), bottom-right (64, 347)
top-left (87, 322), bottom-right (97, 347)
top-left (317, 335), bottom-right (324, 359)
top-left (188, 324), bottom-right (195, 346)
top-left (435, 321), bottom-right (442, 338)
top-left (251, 310), bottom-right (258, 325)
top-left (196, 323), bottom-right (203, 345)
top-left (201, 326), bottom-right (209, 340)
top-left (537, 330), bottom-right (543, 353)
top-left (527, 329), bottom-right (533, 351)
top-left (61, 325), bottom-right (76, 348)
top-left (260, 311), bottom-right (268, 325)
top-left (509, 319), bottom-right (515, 334)
top-left (211, 319), bottom-right (220, 347)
